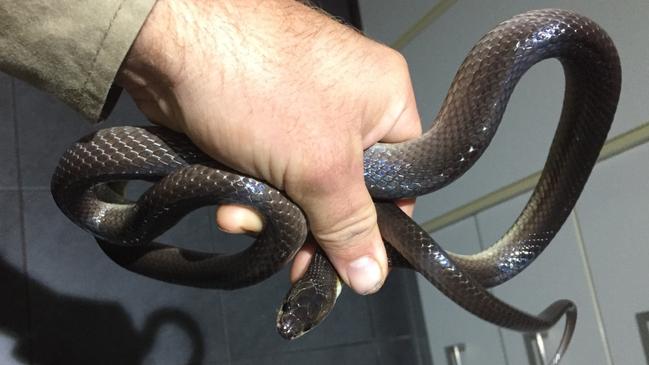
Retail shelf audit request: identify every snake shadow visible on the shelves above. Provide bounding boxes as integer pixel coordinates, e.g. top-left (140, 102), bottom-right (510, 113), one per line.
top-left (0, 255), bottom-right (205, 365)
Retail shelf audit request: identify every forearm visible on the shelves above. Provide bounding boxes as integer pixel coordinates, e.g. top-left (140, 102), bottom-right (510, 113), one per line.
top-left (0, 0), bottom-right (155, 121)
top-left (120, 0), bottom-right (363, 83)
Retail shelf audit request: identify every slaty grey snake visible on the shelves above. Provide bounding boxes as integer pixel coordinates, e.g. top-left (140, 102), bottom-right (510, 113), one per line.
top-left (51, 9), bottom-right (621, 364)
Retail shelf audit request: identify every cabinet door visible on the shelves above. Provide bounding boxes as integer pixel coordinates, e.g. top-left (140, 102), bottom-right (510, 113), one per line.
top-left (576, 143), bottom-right (649, 365)
top-left (476, 195), bottom-right (610, 365)
top-left (417, 216), bottom-right (508, 365)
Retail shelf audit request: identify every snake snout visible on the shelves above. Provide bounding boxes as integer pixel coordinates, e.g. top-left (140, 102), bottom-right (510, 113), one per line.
top-left (276, 311), bottom-right (310, 340)
top-left (276, 280), bottom-right (331, 340)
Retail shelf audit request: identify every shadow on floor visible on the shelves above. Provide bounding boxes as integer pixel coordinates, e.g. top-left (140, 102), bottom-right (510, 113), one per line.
top-left (0, 255), bottom-right (205, 365)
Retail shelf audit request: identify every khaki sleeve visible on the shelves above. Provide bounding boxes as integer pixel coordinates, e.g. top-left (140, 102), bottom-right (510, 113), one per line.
top-left (0, 0), bottom-right (156, 121)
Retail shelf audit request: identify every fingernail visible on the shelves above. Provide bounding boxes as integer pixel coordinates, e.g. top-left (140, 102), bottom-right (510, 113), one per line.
top-left (216, 206), bottom-right (263, 234)
top-left (239, 208), bottom-right (263, 233)
top-left (346, 256), bottom-right (383, 295)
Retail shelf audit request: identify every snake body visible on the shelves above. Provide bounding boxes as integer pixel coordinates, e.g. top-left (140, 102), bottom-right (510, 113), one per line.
top-left (51, 9), bottom-right (620, 364)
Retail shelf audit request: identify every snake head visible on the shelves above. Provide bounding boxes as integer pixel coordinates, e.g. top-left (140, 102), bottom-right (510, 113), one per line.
top-left (276, 279), bottom-right (338, 340)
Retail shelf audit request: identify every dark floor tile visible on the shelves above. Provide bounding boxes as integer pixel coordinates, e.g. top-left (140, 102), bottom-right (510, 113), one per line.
top-left (22, 191), bottom-right (228, 364)
top-left (0, 192), bottom-right (22, 266)
top-left (376, 338), bottom-right (420, 365)
top-left (156, 206), bottom-right (218, 253)
top-left (103, 93), bottom-right (148, 125)
top-left (414, 336), bottom-right (433, 365)
top-left (0, 74), bottom-right (18, 188)
top-left (400, 272), bottom-right (433, 364)
top-left (140, 318), bottom-right (224, 365)
top-left (231, 342), bottom-right (379, 365)
top-left (14, 80), bottom-right (94, 188)
top-left (14, 81), bottom-right (150, 188)
top-left (208, 214), bottom-right (257, 255)
top-left (369, 269), bottom-right (433, 364)
top-left (402, 272), bottom-right (431, 341)
top-left (0, 192), bottom-right (30, 364)
top-left (155, 200), bottom-right (252, 256)
top-left (223, 269), bottom-right (374, 361)
top-left (368, 269), bottom-right (417, 338)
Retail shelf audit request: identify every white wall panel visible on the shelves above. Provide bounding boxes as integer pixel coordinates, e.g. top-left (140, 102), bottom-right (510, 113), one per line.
top-left (417, 217), bottom-right (507, 364)
top-left (358, 0), bottom-right (649, 221)
top-left (576, 143), bottom-right (649, 365)
top-left (477, 194), bottom-right (611, 365)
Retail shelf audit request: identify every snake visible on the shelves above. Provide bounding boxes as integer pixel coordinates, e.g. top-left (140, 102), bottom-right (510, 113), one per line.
top-left (50, 9), bottom-right (620, 364)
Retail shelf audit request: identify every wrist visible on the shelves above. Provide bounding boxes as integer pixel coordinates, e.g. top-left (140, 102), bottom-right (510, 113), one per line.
top-left (116, 0), bottom-right (190, 92)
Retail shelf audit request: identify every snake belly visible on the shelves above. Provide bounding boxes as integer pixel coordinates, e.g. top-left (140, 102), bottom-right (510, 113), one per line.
top-left (51, 9), bottom-right (620, 365)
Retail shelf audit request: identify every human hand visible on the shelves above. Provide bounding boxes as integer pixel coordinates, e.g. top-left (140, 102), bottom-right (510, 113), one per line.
top-left (116, 0), bottom-right (421, 295)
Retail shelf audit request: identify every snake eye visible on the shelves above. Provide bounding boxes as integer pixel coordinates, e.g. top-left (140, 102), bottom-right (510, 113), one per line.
top-left (281, 302), bottom-right (290, 313)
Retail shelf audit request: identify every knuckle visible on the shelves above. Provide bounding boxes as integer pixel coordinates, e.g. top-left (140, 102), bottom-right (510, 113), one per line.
top-left (313, 203), bottom-right (377, 252)
top-left (378, 47), bottom-right (410, 79)
top-left (388, 49), bottom-right (409, 72)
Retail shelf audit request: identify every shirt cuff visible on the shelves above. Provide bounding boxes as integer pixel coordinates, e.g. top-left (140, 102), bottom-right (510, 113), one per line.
top-left (0, 0), bottom-right (156, 122)
top-left (78, 0), bottom-right (157, 121)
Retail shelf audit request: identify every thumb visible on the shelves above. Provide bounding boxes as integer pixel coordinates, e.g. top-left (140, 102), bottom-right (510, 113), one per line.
top-left (292, 150), bottom-right (388, 296)
top-left (213, 152), bottom-right (388, 295)
top-left (316, 203), bottom-right (388, 296)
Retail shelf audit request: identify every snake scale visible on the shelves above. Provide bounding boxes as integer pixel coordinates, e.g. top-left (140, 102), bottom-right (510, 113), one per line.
top-left (51, 9), bottom-right (620, 364)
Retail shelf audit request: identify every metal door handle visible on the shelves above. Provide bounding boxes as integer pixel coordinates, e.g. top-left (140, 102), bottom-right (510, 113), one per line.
top-left (524, 332), bottom-right (548, 365)
top-left (445, 343), bottom-right (466, 365)
top-left (636, 311), bottom-right (649, 364)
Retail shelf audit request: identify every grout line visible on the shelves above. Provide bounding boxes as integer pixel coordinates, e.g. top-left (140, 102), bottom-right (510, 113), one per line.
top-left (497, 329), bottom-right (511, 365)
top-left (0, 186), bottom-right (51, 192)
top-left (11, 78), bottom-right (34, 365)
top-left (422, 121), bottom-right (649, 233)
top-left (473, 215), bottom-right (511, 365)
top-left (377, 334), bottom-right (414, 342)
top-left (236, 338), bottom-right (378, 360)
top-left (0, 186), bottom-right (20, 191)
top-left (217, 293), bottom-right (232, 365)
top-left (374, 340), bottom-right (385, 365)
top-left (571, 211), bottom-right (614, 365)
top-left (8, 186), bottom-right (50, 192)
top-left (391, 0), bottom-right (457, 50)
top-left (365, 293), bottom-right (385, 365)
top-left (21, 187), bottom-right (50, 191)
top-left (365, 289), bottom-right (378, 340)
top-left (401, 271), bottom-right (426, 365)
top-left (230, 338), bottom-right (380, 362)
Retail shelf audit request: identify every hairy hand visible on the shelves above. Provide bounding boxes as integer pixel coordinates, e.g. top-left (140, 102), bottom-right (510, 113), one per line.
top-left (116, 0), bottom-right (421, 294)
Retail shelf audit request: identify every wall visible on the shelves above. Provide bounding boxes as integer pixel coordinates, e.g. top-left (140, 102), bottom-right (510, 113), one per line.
top-left (359, 0), bottom-right (649, 364)
top-left (0, 1), bottom-right (431, 364)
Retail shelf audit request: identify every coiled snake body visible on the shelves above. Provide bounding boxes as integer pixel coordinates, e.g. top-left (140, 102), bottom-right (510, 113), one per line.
top-left (51, 9), bottom-right (621, 364)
